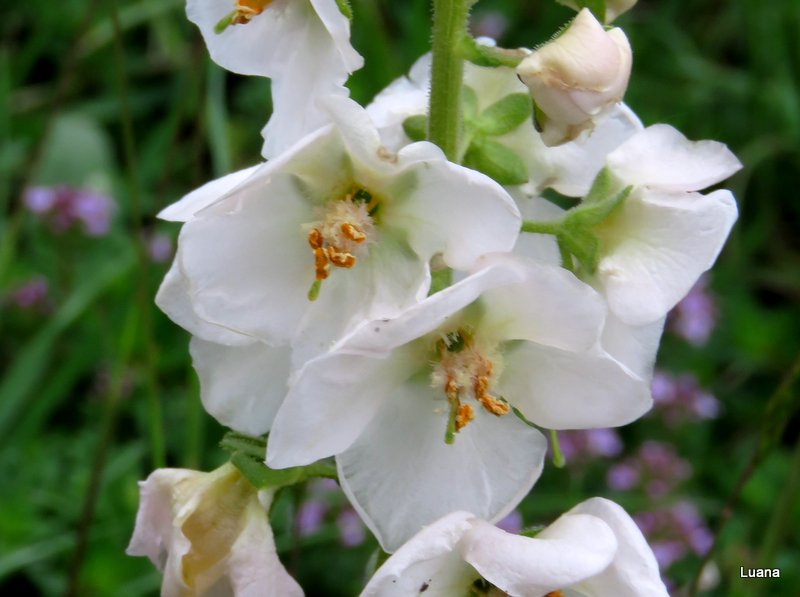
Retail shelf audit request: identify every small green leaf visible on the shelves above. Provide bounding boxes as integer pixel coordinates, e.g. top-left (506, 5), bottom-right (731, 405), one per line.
top-left (557, 225), bottom-right (600, 273)
top-left (457, 35), bottom-right (527, 68)
top-left (567, 186), bottom-right (631, 228)
top-left (402, 114), bottom-right (428, 142)
top-left (475, 93), bottom-right (532, 136)
top-left (335, 0), bottom-right (353, 20)
top-left (463, 138), bottom-right (528, 186)
top-left (231, 452), bottom-right (305, 489)
top-left (583, 167), bottom-right (616, 204)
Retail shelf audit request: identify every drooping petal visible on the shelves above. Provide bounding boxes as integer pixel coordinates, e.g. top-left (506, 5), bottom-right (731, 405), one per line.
top-left (337, 381), bottom-right (547, 552)
top-left (601, 313), bottom-right (664, 382)
top-left (360, 512), bottom-right (478, 597)
top-left (597, 189), bottom-right (738, 325)
top-left (497, 342), bottom-right (652, 429)
top-left (606, 124), bottom-right (742, 192)
top-left (461, 514), bottom-right (618, 597)
top-left (567, 498), bottom-right (669, 597)
top-left (190, 337), bottom-right (292, 436)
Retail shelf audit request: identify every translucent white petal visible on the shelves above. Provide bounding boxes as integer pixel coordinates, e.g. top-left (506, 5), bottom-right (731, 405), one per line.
top-left (598, 189), bottom-right (738, 325)
top-left (360, 512), bottom-right (478, 597)
top-left (497, 343), bottom-right (652, 429)
top-left (607, 124), bottom-right (742, 191)
top-left (567, 498), bottom-right (669, 597)
top-left (600, 313), bottom-right (664, 382)
top-left (337, 381), bottom-right (547, 552)
top-left (158, 165), bottom-right (260, 222)
top-left (190, 337), bottom-right (292, 436)
top-left (462, 514), bottom-right (617, 596)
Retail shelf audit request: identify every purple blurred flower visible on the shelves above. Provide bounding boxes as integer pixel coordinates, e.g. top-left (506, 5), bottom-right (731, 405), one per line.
top-left (634, 501), bottom-right (713, 570)
top-left (669, 275), bottom-right (717, 346)
top-left (651, 370), bottom-right (720, 426)
top-left (496, 510), bottom-right (523, 534)
top-left (337, 508), bottom-right (366, 547)
top-left (296, 500), bottom-right (327, 537)
top-left (146, 232), bottom-right (174, 263)
top-left (470, 11), bottom-right (510, 40)
top-left (607, 441), bottom-right (691, 498)
top-left (558, 428), bottom-right (624, 462)
top-left (22, 185), bottom-right (114, 236)
top-left (9, 276), bottom-right (49, 310)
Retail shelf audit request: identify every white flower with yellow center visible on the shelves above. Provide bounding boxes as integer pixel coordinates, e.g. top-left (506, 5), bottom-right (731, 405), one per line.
top-left (360, 498), bottom-right (668, 597)
top-left (127, 463), bottom-right (302, 597)
top-left (187, 0), bottom-right (364, 157)
top-left (156, 96), bottom-right (521, 375)
top-left (267, 255), bottom-right (652, 551)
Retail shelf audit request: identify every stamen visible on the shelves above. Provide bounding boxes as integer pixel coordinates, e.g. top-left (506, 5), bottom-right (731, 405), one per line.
top-left (341, 223), bottom-right (366, 243)
top-left (545, 592), bottom-right (566, 597)
top-left (313, 248), bottom-right (330, 281)
top-left (215, 0), bottom-right (273, 32)
top-left (455, 403), bottom-right (474, 431)
top-left (308, 228), bottom-right (323, 250)
top-left (474, 375), bottom-right (510, 416)
top-left (325, 247), bottom-right (356, 269)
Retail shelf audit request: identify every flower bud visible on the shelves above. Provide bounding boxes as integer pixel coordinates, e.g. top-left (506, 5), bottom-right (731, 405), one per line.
top-left (558, 0), bottom-right (638, 23)
top-left (127, 463), bottom-right (302, 597)
top-left (517, 8), bottom-right (632, 145)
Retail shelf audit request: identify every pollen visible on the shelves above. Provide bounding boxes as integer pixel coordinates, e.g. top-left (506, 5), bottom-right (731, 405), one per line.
top-left (303, 189), bottom-right (377, 296)
top-left (432, 330), bottom-right (507, 438)
top-left (545, 592), bottom-right (566, 597)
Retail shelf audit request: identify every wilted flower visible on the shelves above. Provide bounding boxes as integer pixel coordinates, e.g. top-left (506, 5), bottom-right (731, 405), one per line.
top-left (360, 498), bottom-right (668, 596)
top-left (517, 9), bottom-right (632, 145)
top-left (268, 255), bottom-right (652, 550)
top-left (127, 463), bottom-right (302, 596)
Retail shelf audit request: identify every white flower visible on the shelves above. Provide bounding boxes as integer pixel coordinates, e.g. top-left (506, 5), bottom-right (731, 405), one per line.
top-left (127, 463), bottom-right (302, 597)
top-left (157, 96), bottom-right (521, 367)
top-left (517, 9), bottom-right (632, 145)
top-left (186, 0), bottom-right (364, 157)
top-left (267, 255), bottom-right (652, 550)
top-left (360, 497), bottom-right (668, 597)
top-left (593, 124), bottom-right (742, 325)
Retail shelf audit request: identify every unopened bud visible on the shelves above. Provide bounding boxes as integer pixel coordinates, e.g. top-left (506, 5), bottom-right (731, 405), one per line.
top-left (517, 8), bottom-right (632, 145)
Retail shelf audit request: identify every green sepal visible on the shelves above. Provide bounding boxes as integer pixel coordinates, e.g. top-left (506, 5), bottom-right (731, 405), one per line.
top-left (221, 432), bottom-right (338, 490)
top-left (556, 0), bottom-right (607, 22)
top-left (463, 138), bottom-right (528, 186)
top-left (519, 525), bottom-right (546, 538)
top-left (402, 114), bottom-right (428, 142)
top-left (429, 267), bottom-right (453, 295)
top-left (475, 93), bottom-right (532, 136)
top-left (335, 0), bottom-right (353, 20)
top-left (457, 34), bottom-right (527, 68)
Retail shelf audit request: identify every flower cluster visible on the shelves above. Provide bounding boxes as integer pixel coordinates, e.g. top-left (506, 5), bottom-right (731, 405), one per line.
top-left (128, 1), bottom-right (740, 594)
top-left (23, 184), bottom-right (114, 236)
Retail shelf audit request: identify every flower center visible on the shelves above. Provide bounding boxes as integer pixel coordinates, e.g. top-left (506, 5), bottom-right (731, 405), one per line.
top-left (305, 189), bottom-right (377, 300)
top-left (215, 0), bottom-right (274, 32)
top-left (431, 329), bottom-right (509, 441)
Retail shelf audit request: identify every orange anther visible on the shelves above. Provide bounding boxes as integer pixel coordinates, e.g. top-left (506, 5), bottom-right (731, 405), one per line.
top-left (313, 248), bottom-right (329, 281)
top-left (326, 247), bottom-right (356, 268)
top-left (445, 378), bottom-right (459, 401)
top-left (455, 403), bottom-right (474, 431)
top-left (308, 228), bottom-right (323, 250)
top-left (341, 222), bottom-right (366, 243)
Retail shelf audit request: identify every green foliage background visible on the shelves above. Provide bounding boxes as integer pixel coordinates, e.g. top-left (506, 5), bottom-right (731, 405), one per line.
top-left (1, 0), bottom-right (798, 595)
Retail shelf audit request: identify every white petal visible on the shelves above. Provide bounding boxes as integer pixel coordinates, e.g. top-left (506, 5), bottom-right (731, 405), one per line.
top-left (479, 256), bottom-right (606, 351)
top-left (461, 514), bottom-right (617, 596)
top-left (266, 346), bottom-right (418, 469)
top-left (156, 259), bottom-right (256, 346)
top-left (360, 512), bottom-right (478, 597)
top-left (337, 381), bottom-right (547, 552)
top-left (567, 498), bottom-right (669, 597)
top-left (497, 343), bottom-right (652, 429)
top-left (177, 172), bottom-right (316, 343)
top-left (393, 156), bottom-right (521, 270)
top-left (158, 165), bottom-right (261, 222)
top-left (601, 313), bottom-right (664, 382)
top-left (190, 337), bottom-right (292, 436)
top-left (308, 0), bottom-right (364, 73)
top-left (607, 124), bottom-right (742, 191)
top-left (226, 490), bottom-right (303, 597)
top-left (598, 189), bottom-right (738, 325)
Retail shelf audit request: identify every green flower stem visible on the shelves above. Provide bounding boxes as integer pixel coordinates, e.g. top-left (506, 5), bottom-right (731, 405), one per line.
top-left (428, 0), bottom-right (474, 161)
top-left (550, 429), bottom-right (566, 468)
top-left (521, 219), bottom-right (562, 235)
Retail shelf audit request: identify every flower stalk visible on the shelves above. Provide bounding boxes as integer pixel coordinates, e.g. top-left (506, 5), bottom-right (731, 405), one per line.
top-left (428, 0), bottom-right (473, 161)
